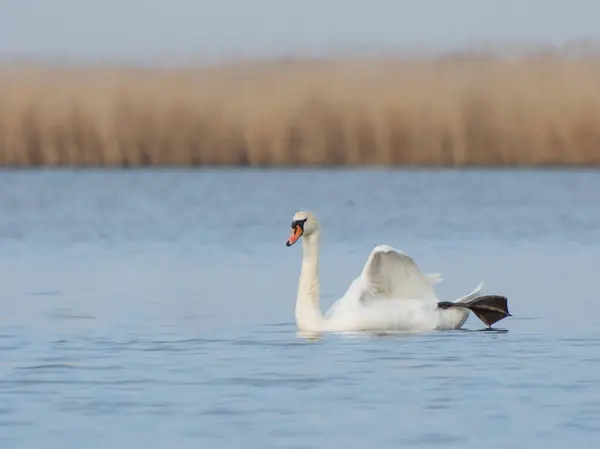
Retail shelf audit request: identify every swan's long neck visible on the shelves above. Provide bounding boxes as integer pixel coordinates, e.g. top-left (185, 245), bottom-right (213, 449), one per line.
top-left (295, 232), bottom-right (325, 331)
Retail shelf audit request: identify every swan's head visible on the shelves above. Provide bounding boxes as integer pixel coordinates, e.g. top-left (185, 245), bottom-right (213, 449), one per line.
top-left (286, 211), bottom-right (319, 247)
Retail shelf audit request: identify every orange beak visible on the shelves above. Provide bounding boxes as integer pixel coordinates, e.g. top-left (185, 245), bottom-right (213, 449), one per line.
top-left (286, 226), bottom-right (303, 247)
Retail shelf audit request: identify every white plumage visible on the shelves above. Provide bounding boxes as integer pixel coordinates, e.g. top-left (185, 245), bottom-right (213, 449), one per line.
top-left (286, 211), bottom-right (486, 333)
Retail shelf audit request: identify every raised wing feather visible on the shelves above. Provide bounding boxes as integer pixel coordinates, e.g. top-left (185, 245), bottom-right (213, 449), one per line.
top-left (357, 245), bottom-right (438, 303)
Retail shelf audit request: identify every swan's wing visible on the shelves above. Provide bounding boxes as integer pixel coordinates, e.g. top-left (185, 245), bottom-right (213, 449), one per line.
top-left (356, 244), bottom-right (438, 303)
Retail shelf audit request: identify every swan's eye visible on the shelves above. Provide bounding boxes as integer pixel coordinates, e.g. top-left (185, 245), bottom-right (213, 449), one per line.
top-left (291, 218), bottom-right (307, 229)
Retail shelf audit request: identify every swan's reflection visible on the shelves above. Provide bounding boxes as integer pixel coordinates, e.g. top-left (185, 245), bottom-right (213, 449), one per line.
top-left (295, 330), bottom-right (323, 342)
top-left (295, 327), bottom-right (508, 342)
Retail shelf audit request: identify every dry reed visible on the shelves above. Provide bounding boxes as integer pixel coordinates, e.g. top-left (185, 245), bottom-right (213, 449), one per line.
top-left (1, 55), bottom-right (600, 167)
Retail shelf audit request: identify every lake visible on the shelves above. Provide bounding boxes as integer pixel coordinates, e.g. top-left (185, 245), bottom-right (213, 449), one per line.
top-left (1, 168), bottom-right (600, 449)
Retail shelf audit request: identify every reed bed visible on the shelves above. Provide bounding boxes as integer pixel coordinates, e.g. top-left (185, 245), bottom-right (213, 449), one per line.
top-left (1, 55), bottom-right (600, 166)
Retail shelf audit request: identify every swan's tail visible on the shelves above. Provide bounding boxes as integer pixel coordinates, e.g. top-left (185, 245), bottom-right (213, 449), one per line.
top-left (454, 282), bottom-right (484, 304)
top-left (437, 282), bottom-right (512, 328)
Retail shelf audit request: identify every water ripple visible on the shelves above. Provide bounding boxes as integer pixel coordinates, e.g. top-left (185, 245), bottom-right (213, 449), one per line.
top-left (1, 169), bottom-right (600, 448)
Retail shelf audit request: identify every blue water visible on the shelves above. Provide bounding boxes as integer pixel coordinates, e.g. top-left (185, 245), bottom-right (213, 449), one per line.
top-left (1, 168), bottom-right (600, 448)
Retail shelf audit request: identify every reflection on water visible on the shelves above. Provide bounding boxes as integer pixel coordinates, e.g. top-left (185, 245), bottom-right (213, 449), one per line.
top-left (1, 168), bottom-right (600, 449)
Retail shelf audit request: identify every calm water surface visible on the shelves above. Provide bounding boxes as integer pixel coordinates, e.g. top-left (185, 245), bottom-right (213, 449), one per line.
top-left (1, 168), bottom-right (600, 448)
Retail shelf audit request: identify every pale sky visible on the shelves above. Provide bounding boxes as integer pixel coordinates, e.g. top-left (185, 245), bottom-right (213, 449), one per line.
top-left (1, 0), bottom-right (599, 63)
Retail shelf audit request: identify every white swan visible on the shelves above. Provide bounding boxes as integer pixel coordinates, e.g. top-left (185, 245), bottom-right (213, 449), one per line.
top-left (285, 210), bottom-right (511, 333)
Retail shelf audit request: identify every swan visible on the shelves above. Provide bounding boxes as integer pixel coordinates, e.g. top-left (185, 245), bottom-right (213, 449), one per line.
top-left (285, 210), bottom-right (511, 333)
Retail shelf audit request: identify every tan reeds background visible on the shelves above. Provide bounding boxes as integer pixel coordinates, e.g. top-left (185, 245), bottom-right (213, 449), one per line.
top-left (1, 54), bottom-right (600, 166)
